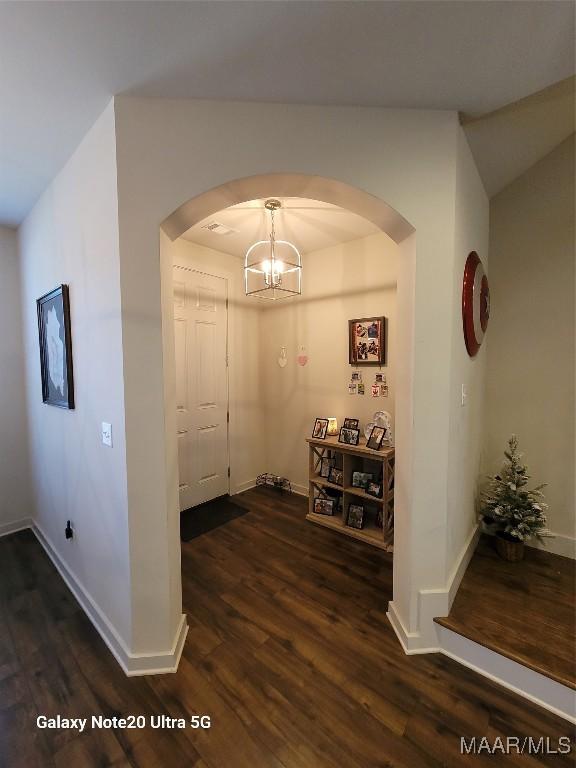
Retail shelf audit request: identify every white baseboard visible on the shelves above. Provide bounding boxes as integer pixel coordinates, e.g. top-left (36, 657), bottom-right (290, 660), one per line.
top-left (32, 523), bottom-right (188, 677)
top-left (387, 601), bottom-right (439, 654)
top-left (0, 517), bottom-right (32, 538)
top-left (527, 532), bottom-right (575, 560)
top-left (291, 482), bottom-right (308, 497)
top-left (233, 479), bottom-right (309, 497)
top-left (437, 625), bottom-right (576, 724)
top-left (233, 479), bottom-right (258, 494)
top-left (388, 523), bottom-right (480, 651)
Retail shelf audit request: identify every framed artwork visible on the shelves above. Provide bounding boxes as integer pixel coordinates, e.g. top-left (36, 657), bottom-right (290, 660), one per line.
top-left (36, 285), bottom-right (75, 409)
top-left (349, 317), bottom-right (386, 366)
top-left (319, 457), bottom-right (334, 478)
top-left (367, 481), bottom-right (382, 499)
top-left (343, 417), bottom-right (359, 429)
top-left (328, 467), bottom-right (343, 486)
top-left (338, 427), bottom-right (360, 446)
top-left (314, 497), bottom-right (335, 516)
top-left (367, 425), bottom-right (386, 451)
top-left (347, 504), bottom-right (365, 529)
top-left (312, 418), bottom-right (329, 439)
top-left (352, 471), bottom-right (373, 489)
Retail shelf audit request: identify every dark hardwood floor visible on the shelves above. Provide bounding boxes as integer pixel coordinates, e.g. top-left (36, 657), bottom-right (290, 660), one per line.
top-left (0, 487), bottom-right (573, 767)
top-left (435, 534), bottom-right (576, 689)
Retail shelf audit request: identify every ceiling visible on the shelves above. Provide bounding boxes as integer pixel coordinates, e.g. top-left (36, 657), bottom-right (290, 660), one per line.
top-left (182, 198), bottom-right (381, 257)
top-left (0, 1), bottom-right (574, 226)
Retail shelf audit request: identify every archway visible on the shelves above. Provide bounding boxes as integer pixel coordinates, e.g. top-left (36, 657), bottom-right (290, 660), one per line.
top-left (160, 172), bottom-right (417, 648)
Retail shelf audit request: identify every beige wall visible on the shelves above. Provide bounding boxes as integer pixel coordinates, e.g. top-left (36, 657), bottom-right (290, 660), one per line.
top-left (485, 136), bottom-right (575, 557)
top-left (18, 102), bottom-right (134, 651)
top-left (446, 131), bottom-right (490, 568)
top-left (114, 95), bottom-right (488, 648)
top-left (168, 232), bottom-right (397, 496)
top-left (262, 232), bottom-right (398, 492)
top-left (0, 226), bottom-right (31, 533)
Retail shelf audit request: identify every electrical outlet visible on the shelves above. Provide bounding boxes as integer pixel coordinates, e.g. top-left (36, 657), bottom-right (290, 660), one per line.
top-left (102, 422), bottom-right (113, 447)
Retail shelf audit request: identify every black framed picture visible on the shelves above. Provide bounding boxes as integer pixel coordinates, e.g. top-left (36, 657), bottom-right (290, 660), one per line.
top-left (367, 425), bottom-right (386, 451)
top-left (347, 504), bottom-right (365, 529)
top-left (349, 317), bottom-right (386, 366)
top-left (343, 417), bottom-right (359, 429)
top-left (314, 497), bottom-right (335, 516)
top-left (367, 481), bottom-right (382, 499)
top-left (352, 471), bottom-right (373, 489)
top-left (319, 457), bottom-right (334, 478)
top-left (338, 427), bottom-right (360, 446)
top-left (312, 418), bottom-right (329, 439)
top-left (36, 285), bottom-right (74, 409)
top-left (328, 467), bottom-right (343, 486)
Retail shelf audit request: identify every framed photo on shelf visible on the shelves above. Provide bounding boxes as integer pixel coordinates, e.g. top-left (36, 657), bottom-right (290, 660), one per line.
top-left (352, 471), bottom-right (372, 489)
top-left (367, 481), bottom-right (382, 498)
top-left (343, 417), bottom-right (359, 429)
top-left (312, 418), bottom-right (329, 439)
top-left (328, 467), bottom-right (343, 486)
top-left (36, 284), bottom-right (75, 409)
top-left (348, 316), bottom-right (386, 366)
top-left (319, 457), bottom-right (334, 478)
top-left (338, 427), bottom-right (360, 446)
top-left (347, 504), bottom-right (365, 529)
top-left (314, 497), bottom-right (335, 516)
top-left (367, 425), bottom-right (386, 451)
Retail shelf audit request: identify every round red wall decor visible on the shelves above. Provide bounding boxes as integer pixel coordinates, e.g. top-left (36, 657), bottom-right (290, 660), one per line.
top-left (462, 251), bottom-right (489, 357)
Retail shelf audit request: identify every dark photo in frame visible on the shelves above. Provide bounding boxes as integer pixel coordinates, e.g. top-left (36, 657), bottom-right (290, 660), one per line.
top-left (36, 284), bottom-right (74, 409)
top-left (314, 497), bottom-right (335, 516)
top-left (312, 418), bottom-right (329, 439)
top-left (328, 467), bottom-right (343, 486)
top-left (347, 504), bottom-right (365, 530)
top-left (338, 426), bottom-right (360, 446)
top-left (367, 425), bottom-right (386, 451)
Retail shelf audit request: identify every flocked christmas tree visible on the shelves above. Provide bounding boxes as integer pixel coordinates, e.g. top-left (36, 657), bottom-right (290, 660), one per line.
top-left (481, 435), bottom-right (549, 543)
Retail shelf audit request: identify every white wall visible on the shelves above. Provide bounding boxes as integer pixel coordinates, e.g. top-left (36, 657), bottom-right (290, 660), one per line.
top-left (18, 103), bottom-right (134, 655)
top-left (114, 95), bottom-right (488, 648)
top-left (0, 226), bottom-right (31, 534)
top-left (485, 136), bottom-right (575, 558)
top-left (165, 236), bottom-right (265, 493)
top-left (446, 131), bottom-right (489, 568)
top-left (261, 232), bottom-right (398, 492)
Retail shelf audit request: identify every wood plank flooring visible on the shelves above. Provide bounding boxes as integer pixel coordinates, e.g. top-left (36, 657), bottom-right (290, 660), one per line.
top-left (0, 488), bottom-right (573, 767)
top-left (435, 534), bottom-right (575, 689)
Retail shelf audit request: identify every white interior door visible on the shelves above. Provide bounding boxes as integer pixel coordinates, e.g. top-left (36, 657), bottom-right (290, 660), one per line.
top-left (173, 267), bottom-right (229, 510)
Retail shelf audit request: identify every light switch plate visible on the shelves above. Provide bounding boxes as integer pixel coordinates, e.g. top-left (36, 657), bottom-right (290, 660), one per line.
top-left (102, 422), bottom-right (113, 447)
top-left (461, 384), bottom-right (467, 407)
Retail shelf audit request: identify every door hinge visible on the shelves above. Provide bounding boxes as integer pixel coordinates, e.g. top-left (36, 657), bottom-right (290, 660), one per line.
top-left (228, 466), bottom-right (231, 478)
top-left (227, 410), bottom-right (230, 423)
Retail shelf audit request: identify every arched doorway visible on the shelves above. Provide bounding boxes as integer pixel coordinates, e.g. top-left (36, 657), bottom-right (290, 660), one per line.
top-left (160, 173), bottom-right (416, 637)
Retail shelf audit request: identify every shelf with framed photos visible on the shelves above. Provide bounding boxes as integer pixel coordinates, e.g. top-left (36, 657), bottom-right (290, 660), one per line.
top-left (306, 435), bottom-right (394, 552)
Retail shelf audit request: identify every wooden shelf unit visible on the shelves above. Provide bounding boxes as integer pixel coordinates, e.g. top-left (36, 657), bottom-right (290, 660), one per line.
top-left (306, 436), bottom-right (395, 552)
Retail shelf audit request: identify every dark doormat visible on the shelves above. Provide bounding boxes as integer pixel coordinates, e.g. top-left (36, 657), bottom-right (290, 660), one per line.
top-left (180, 495), bottom-right (249, 541)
